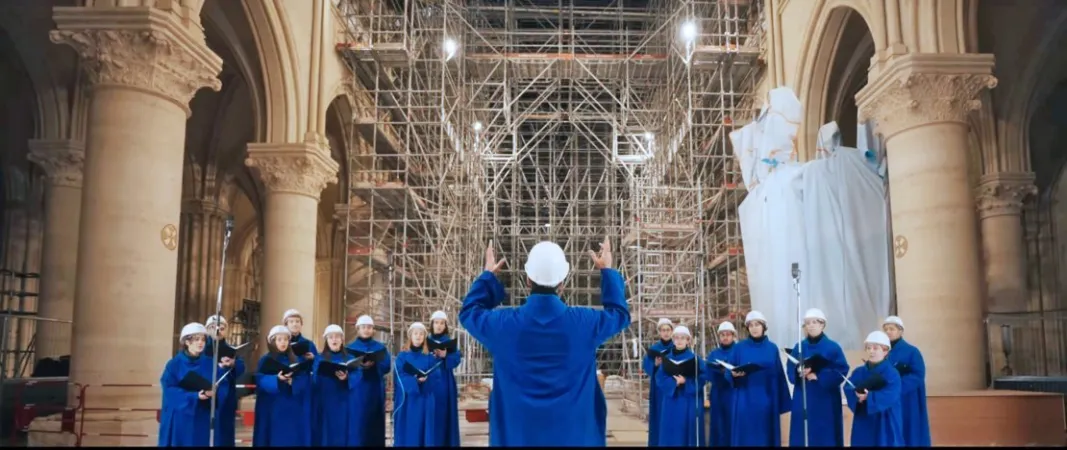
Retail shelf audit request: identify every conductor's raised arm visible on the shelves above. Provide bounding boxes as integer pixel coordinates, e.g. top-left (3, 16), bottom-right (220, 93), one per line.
top-left (459, 241), bottom-right (509, 347)
top-left (587, 237), bottom-right (630, 345)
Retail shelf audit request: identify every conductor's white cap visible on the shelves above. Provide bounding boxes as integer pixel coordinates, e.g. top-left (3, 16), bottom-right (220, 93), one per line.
top-left (883, 315), bottom-right (905, 329)
top-left (672, 325), bottom-right (691, 337)
top-left (179, 322), bottom-right (207, 341)
top-left (408, 322), bottom-right (427, 334)
top-left (865, 331), bottom-right (892, 348)
top-left (430, 310), bottom-right (448, 322)
top-left (745, 310), bottom-right (767, 325)
top-left (205, 315), bottom-right (226, 327)
top-left (803, 308), bottom-right (827, 323)
top-left (282, 309), bottom-right (302, 322)
top-left (323, 324), bottom-right (344, 338)
top-left (268, 325), bottom-right (291, 342)
top-left (525, 241), bottom-right (570, 287)
top-left (717, 322), bottom-right (737, 334)
top-left (356, 315), bottom-right (374, 327)
top-left (657, 318), bottom-right (673, 328)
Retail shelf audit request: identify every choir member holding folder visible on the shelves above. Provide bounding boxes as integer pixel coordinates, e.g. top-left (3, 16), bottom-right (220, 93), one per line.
top-left (883, 316), bottom-right (931, 447)
top-left (204, 315), bottom-right (245, 447)
top-left (643, 317), bottom-right (674, 446)
top-left (311, 324), bottom-right (362, 446)
top-left (345, 314), bottom-right (392, 447)
top-left (785, 308), bottom-right (850, 447)
top-left (252, 325), bottom-right (313, 446)
top-left (427, 310), bottom-right (463, 446)
top-left (845, 331), bottom-right (905, 447)
top-left (159, 322), bottom-right (222, 446)
top-left (705, 321), bottom-right (738, 446)
top-left (393, 322), bottom-right (440, 446)
top-left (652, 325), bottom-right (705, 447)
top-left (716, 310), bottom-right (791, 447)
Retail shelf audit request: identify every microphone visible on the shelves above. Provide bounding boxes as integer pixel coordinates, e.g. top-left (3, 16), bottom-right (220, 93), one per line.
top-left (791, 262), bottom-right (800, 281)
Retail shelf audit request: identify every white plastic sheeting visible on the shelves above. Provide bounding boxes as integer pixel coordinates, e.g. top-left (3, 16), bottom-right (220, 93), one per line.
top-left (732, 87), bottom-right (891, 350)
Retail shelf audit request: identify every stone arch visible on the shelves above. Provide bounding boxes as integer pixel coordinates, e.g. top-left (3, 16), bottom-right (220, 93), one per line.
top-left (1013, 11), bottom-right (1067, 182)
top-left (241, 0), bottom-right (303, 144)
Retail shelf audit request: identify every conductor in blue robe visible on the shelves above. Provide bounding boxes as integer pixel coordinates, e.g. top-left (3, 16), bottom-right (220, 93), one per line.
top-left (705, 321), bottom-right (738, 447)
top-left (643, 317), bottom-right (675, 446)
top-left (346, 315), bottom-right (393, 447)
top-left (252, 325), bottom-right (313, 447)
top-left (204, 315), bottom-right (245, 447)
top-left (652, 325), bottom-right (706, 447)
top-left (721, 310), bottom-right (791, 447)
top-left (786, 308), bottom-right (850, 447)
top-left (883, 316), bottom-right (931, 447)
top-left (393, 322), bottom-right (439, 447)
top-left (427, 310), bottom-right (463, 446)
top-left (845, 331), bottom-right (905, 447)
top-left (159, 323), bottom-right (223, 446)
top-left (459, 238), bottom-right (631, 446)
top-left (311, 324), bottom-right (361, 446)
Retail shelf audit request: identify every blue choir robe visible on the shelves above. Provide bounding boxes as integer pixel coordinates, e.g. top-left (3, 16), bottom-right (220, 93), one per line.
top-left (393, 349), bottom-right (439, 447)
top-left (159, 352), bottom-right (223, 446)
top-left (428, 333), bottom-right (463, 446)
top-left (652, 348), bottom-right (706, 447)
top-left (705, 343), bottom-right (736, 447)
top-left (845, 360), bottom-right (905, 447)
top-left (723, 336), bottom-right (791, 447)
top-left (252, 353), bottom-right (312, 447)
top-left (290, 333), bottom-right (320, 360)
top-left (642, 338), bottom-right (672, 446)
top-left (345, 337), bottom-right (392, 447)
top-left (888, 338), bottom-right (931, 446)
top-left (459, 268), bottom-right (631, 446)
top-left (786, 334), bottom-right (850, 447)
top-left (310, 351), bottom-right (362, 446)
top-left (204, 337), bottom-right (245, 447)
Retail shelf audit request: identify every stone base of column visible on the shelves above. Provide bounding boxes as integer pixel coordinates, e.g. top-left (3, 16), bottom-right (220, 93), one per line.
top-left (28, 411), bottom-right (157, 447)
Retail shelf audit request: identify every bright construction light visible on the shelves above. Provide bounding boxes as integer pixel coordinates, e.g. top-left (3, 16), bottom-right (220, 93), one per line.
top-left (644, 131), bottom-right (655, 141)
top-left (473, 121), bottom-right (484, 132)
top-left (443, 38), bottom-right (459, 60)
top-left (680, 21), bottom-right (698, 42)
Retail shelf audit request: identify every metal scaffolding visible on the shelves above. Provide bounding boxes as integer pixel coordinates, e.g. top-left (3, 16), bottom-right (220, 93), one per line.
top-left (334, 0), bottom-right (765, 414)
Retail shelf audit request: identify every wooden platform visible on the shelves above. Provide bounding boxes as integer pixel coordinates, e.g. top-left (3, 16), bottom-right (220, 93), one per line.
top-left (928, 390), bottom-right (1066, 446)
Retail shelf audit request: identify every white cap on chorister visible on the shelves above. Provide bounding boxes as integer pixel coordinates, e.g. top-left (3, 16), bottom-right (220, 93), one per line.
top-left (282, 309), bottom-right (302, 322)
top-left (180, 323), bottom-right (207, 341)
top-left (657, 318), bottom-right (673, 328)
top-left (745, 310), bottom-right (767, 325)
top-left (672, 325), bottom-right (691, 337)
top-left (356, 315), bottom-right (374, 327)
top-left (883, 316), bottom-right (905, 329)
top-left (524, 241), bottom-right (570, 287)
top-left (717, 322), bottom-right (737, 334)
top-left (268, 325), bottom-right (291, 342)
top-left (803, 308), bottom-right (827, 323)
top-left (408, 322), bottom-right (427, 334)
top-left (323, 324), bottom-right (344, 339)
top-left (205, 315), bottom-right (226, 327)
top-left (430, 310), bottom-right (448, 322)
top-left (865, 331), bottom-right (891, 348)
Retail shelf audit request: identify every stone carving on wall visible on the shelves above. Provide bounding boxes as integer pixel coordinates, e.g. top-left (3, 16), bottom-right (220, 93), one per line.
top-left (27, 140), bottom-right (85, 188)
top-left (245, 144), bottom-right (340, 199)
top-left (976, 173), bottom-right (1038, 219)
top-left (860, 71), bottom-right (998, 139)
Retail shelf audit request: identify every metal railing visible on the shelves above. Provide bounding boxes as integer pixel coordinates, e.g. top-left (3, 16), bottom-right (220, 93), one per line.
top-left (985, 310), bottom-right (1067, 381)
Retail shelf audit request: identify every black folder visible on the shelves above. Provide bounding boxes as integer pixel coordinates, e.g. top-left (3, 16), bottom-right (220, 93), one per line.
top-left (317, 359), bottom-right (362, 379)
top-left (712, 360), bottom-right (763, 375)
top-left (662, 357), bottom-right (698, 377)
top-left (217, 342), bottom-right (250, 360)
top-left (258, 357), bottom-right (313, 376)
top-left (894, 363), bottom-right (912, 375)
top-left (645, 346), bottom-right (670, 358)
top-left (178, 371), bottom-right (213, 392)
top-left (291, 340), bottom-right (311, 356)
top-left (401, 361), bottom-right (440, 378)
top-left (853, 372), bottom-right (887, 393)
top-left (348, 348), bottom-right (387, 364)
top-left (427, 338), bottom-right (458, 354)
top-left (784, 349), bottom-right (832, 373)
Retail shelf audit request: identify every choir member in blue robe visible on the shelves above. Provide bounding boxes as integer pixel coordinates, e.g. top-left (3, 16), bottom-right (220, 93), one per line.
top-left (719, 310), bottom-right (791, 447)
top-left (252, 325), bottom-right (313, 447)
top-left (204, 315), bottom-right (245, 447)
top-left (427, 310), bottom-right (463, 446)
top-left (705, 321), bottom-right (738, 447)
top-left (159, 323), bottom-right (221, 446)
top-left (283, 309), bottom-right (319, 361)
top-left (643, 317), bottom-right (675, 446)
top-left (845, 331), bottom-right (904, 447)
top-left (311, 324), bottom-right (361, 446)
top-left (346, 314), bottom-right (393, 447)
top-left (393, 322), bottom-right (439, 446)
top-left (883, 316), bottom-right (931, 446)
top-left (786, 308), bottom-right (850, 447)
top-left (459, 238), bottom-right (631, 446)
top-left (652, 325), bottom-right (706, 447)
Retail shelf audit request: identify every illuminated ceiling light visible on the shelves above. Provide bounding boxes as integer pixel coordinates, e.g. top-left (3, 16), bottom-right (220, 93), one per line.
top-left (443, 37), bottom-right (459, 60)
top-left (473, 121), bottom-right (484, 132)
top-left (680, 21), bottom-right (698, 43)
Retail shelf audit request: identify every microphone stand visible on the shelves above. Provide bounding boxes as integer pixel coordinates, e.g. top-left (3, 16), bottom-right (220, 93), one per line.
top-left (792, 262), bottom-right (809, 447)
top-left (209, 218), bottom-right (235, 448)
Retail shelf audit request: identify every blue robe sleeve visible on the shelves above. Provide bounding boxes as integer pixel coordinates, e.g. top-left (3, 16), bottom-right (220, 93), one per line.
top-left (785, 344), bottom-right (800, 385)
top-left (844, 373), bottom-right (860, 413)
top-left (654, 363), bottom-right (678, 397)
top-left (444, 348), bottom-right (462, 370)
top-left (774, 350), bottom-right (792, 414)
top-left (643, 354), bottom-right (656, 378)
top-left (590, 268), bottom-right (631, 345)
top-left (459, 271), bottom-right (510, 351)
top-left (213, 365), bottom-right (232, 412)
top-left (394, 354), bottom-right (423, 394)
top-left (899, 347), bottom-right (926, 395)
top-left (256, 365), bottom-right (282, 395)
top-left (161, 360), bottom-right (199, 410)
top-left (864, 367), bottom-right (901, 415)
top-left (378, 349), bottom-right (393, 376)
top-left (814, 345), bottom-right (850, 390)
top-left (291, 372), bottom-right (311, 396)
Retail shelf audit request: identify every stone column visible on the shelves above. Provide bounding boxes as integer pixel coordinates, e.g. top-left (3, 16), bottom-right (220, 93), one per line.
top-left (173, 199), bottom-right (229, 335)
top-left (315, 258), bottom-right (334, 332)
top-left (976, 172), bottom-right (1037, 377)
top-left (26, 139), bottom-right (85, 361)
top-left (857, 53), bottom-right (997, 394)
top-left (48, 6), bottom-right (221, 445)
top-left (245, 143), bottom-right (338, 346)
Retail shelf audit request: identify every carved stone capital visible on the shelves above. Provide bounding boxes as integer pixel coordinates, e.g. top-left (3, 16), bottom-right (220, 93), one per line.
top-left (246, 143), bottom-right (340, 199)
top-left (975, 173), bottom-right (1037, 219)
top-left (857, 54), bottom-right (997, 139)
top-left (50, 7), bottom-right (223, 116)
top-left (27, 140), bottom-right (86, 188)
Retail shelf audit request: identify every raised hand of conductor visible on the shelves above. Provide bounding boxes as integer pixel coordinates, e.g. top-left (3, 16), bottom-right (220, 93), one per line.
top-left (485, 240), bottom-right (507, 275)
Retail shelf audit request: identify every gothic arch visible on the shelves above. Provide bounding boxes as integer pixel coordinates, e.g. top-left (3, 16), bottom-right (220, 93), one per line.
top-left (241, 0), bottom-right (303, 144)
top-left (1011, 10), bottom-right (1067, 180)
